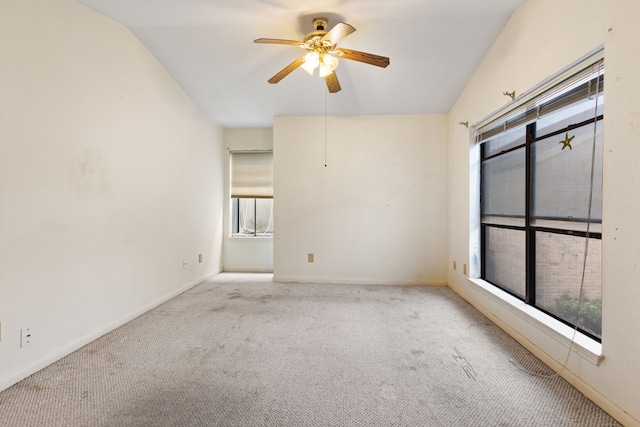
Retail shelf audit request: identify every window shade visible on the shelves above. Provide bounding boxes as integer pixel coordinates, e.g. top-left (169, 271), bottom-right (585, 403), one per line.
top-left (230, 151), bottom-right (273, 199)
top-left (475, 49), bottom-right (604, 143)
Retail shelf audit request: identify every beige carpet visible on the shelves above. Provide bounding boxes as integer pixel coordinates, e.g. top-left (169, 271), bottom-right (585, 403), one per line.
top-left (0, 273), bottom-right (619, 426)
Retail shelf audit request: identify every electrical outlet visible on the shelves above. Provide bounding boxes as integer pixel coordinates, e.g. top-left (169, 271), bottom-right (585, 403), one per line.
top-left (307, 253), bottom-right (314, 263)
top-left (198, 254), bottom-right (203, 263)
top-left (21, 327), bottom-right (32, 347)
top-left (182, 260), bottom-right (188, 269)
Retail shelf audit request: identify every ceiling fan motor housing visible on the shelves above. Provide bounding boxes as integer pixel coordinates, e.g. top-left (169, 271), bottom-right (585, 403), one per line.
top-left (304, 17), bottom-right (331, 48)
top-left (313, 17), bottom-right (328, 31)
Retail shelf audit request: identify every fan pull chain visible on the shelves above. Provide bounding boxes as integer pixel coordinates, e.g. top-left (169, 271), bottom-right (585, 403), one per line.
top-left (324, 89), bottom-right (328, 167)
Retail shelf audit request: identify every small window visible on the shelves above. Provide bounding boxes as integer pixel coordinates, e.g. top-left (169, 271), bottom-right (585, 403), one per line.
top-left (231, 198), bottom-right (273, 236)
top-left (229, 151), bottom-right (273, 237)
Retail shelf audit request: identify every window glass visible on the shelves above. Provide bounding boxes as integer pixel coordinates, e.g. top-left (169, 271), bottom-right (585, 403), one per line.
top-left (536, 94), bottom-right (604, 137)
top-left (232, 198), bottom-right (273, 236)
top-left (535, 232), bottom-right (602, 339)
top-left (532, 121), bottom-right (603, 222)
top-left (483, 126), bottom-right (526, 157)
top-left (484, 227), bottom-right (526, 299)
top-left (481, 147), bottom-right (526, 218)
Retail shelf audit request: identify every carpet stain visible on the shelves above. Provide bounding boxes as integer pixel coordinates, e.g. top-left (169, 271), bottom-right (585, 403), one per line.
top-left (379, 384), bottom-right (398, 401)
top-left (228, 292), bottom-right (242, 299)
top-left (222, 369), bottom-right (240, 379)
top-left (210, 304), bottom-right (228, 312)
top-left (16, 383), bottom-right (43, 392)
top-left (411, 349), bottom-right (425, 356)
top-left (452, 347), bottom-right (477, 381)
top-left (407, 310), bottom-right (420, 320)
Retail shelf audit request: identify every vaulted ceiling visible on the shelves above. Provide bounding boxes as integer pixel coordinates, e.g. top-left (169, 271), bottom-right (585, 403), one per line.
top-left (74, 0), bottom-right (527, 128)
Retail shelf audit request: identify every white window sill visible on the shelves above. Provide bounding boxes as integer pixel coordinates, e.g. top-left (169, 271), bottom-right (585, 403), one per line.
top-left (468, 277), bottom-right (603, 366)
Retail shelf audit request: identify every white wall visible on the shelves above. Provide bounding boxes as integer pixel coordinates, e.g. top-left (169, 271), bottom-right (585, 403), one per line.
top-left (274, 114), bottom-right (448, 285)
top-left (0, 0), bottom-right (224, 391)
top-left (448, 0), bottom-right (640, 424)
top-left (223, 128), bottom-right (273, 272)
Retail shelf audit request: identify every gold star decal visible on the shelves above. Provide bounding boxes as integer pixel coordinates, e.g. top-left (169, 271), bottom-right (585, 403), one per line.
top-left (559, 132), bottom-right (575, 150)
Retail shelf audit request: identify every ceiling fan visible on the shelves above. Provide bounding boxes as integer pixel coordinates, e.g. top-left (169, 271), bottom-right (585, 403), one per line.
top-left (254, 17), bottom-right (390, 93)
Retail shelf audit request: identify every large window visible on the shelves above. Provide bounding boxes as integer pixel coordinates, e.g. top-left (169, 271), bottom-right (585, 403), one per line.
top-left (478, 53), bottom-right (604, 341)
top-left (229, 151), bottom-right (273, 237)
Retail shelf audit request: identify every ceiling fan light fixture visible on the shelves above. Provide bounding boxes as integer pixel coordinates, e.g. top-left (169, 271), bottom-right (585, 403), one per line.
top-left (318, 55), bottom-right (338, 77)
top-left (301, 51), bottom-right (320, 75)
top-left (322, 53), bottom-right (338, 71)
top-left (318, 62), bottom-right (332, 78)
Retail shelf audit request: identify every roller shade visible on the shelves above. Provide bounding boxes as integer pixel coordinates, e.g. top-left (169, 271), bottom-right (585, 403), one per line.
top-left (230, 151), bottom-right (273, 199)
top-left (475, 49), bottom-right (604, 143)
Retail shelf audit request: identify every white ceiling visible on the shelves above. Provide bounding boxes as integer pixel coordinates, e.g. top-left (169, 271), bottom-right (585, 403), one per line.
top-left (74, 0), bottom-right (527, 128)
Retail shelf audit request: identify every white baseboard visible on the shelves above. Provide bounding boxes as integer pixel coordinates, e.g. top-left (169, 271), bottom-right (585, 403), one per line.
top-left (0, 270), bottom-right (220, 393)
top-left (273, 275), bottom-right (447, 287)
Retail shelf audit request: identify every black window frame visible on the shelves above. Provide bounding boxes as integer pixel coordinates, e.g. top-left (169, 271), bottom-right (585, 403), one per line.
top-left (479, 66), bottom-right (604, 342)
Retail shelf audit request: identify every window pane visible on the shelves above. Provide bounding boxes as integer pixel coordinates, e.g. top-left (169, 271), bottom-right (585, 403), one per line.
top-left (255, 198), bottom-right (274, 234)
top-left (481, 147), bottom-right (526, 218)
top-left (484, 227), bottom-right (526, 299)
top-left (535, 232), bottom-right (601, 338)
top-left (536, 94), bottom-right (604, 137)
top-left (238, 198), bottom-right (255, 235)
top-left (532, 121), bottom-right (603, 222)
top-left (233, 198), bottom-right (274, 236)
top-left (231, 198), bottom-right (240, 234)
top-left (483, 126), bottom-right (526, 157)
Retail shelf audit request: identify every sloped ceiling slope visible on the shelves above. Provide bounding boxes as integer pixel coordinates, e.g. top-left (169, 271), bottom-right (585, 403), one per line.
top-left (74, 0), bottom-right (527, 127)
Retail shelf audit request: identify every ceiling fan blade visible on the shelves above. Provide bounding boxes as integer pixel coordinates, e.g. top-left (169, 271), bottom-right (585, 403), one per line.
top-left (254, 38), bottom-right (304, 47)
top-left (335, 48), bottom-right (390, 68)
top-left (267, 56), bottom-right (306, 84)
top-left (321, 22), bottom-right (356, 46)
top-left (324, 72), bottom-right (341, 93)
